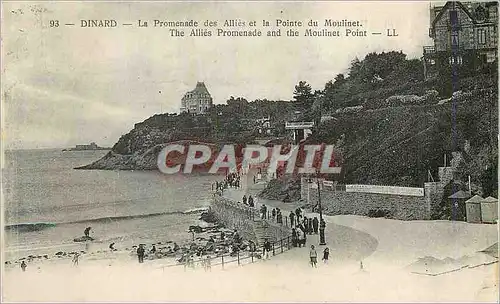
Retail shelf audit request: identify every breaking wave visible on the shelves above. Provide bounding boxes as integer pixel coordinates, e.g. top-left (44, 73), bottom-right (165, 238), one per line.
top-left (5, 207), bottom-right (208, 233)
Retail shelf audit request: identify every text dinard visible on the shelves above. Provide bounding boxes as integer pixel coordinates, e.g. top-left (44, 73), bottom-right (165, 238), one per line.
top-left (80, 19), bottom-right (363, 28)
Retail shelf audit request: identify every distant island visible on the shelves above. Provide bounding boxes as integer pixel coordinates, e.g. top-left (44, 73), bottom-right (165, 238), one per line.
top-left (63, 142), bottom-right (110, 151)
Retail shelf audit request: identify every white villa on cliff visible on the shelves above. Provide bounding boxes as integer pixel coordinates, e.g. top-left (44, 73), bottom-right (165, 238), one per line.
top-left (180, 82), bottom-right (213, 114)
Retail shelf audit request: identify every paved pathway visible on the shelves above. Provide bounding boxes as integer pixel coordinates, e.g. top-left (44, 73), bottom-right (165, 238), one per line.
top-left (222, 180), bottom-right (378, 264)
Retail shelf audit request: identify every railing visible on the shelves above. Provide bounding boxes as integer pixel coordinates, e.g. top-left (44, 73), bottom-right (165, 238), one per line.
top-left (160, 234), bottom-right (293, 272)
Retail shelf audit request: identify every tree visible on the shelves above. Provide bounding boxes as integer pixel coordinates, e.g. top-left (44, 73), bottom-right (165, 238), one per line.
top-left (293, 81), bottom-right (314, 106)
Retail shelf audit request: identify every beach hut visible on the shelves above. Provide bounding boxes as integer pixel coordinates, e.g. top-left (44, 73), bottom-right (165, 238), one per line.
top-left (447, 190), bottom-right (470, 221)
top-left (465, 195), bottom-right (483, 223)
top-left (480, 196), bottom-right (498, 224)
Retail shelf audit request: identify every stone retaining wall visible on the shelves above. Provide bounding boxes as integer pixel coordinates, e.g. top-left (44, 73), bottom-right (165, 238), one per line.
top-left (211, 195), bottom-right (290, 243)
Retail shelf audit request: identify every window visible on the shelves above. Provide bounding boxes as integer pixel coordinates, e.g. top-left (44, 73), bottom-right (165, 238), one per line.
top-left (451, 32), bottom-right (459, 50)
top-left (478, 29), bottom-right (487, 44)
top-left (448, 55), bottom-right (463, 65)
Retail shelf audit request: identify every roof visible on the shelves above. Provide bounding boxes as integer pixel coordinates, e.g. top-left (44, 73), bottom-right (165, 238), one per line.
top-left (432, 2), bottom-right (475, 29)
top-left (192, 82), bottom-right (210, 95)
top-left (465, 194), bottom-right (484, 203)
top-left (448, 190), bottom-right (471, 199)
top-left (482, 196), bottom-right (498, 203)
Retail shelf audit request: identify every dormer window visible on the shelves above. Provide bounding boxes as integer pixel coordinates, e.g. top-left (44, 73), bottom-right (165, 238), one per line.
top-left (475, 6), bottom-right (488, 23)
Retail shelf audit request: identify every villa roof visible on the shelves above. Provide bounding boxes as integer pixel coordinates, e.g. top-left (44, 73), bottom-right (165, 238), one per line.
top-left (448, 190), bottom-right (471, 199)
top-left (465, 194), bottom-right (484, 204)
top-left (482, 196), bottom-right (498, 203)
top-left (188, 82), bottom-right (210, 96)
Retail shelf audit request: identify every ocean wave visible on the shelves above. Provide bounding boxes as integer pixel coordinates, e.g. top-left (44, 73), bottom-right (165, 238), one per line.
top-left (183, 207), bottom-right (208, 214)
top-left (6, 207), bottom-right (208, 232)
top-left (4, 222), bottom-right (57, 233)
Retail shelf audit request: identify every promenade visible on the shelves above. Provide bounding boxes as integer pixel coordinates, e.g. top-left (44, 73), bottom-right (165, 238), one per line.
top-left (3, 176), bottom-right (498, 302)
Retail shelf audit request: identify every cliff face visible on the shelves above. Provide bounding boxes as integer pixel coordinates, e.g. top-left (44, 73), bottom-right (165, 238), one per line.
top-left (76, 113), bottom-right (221, 170)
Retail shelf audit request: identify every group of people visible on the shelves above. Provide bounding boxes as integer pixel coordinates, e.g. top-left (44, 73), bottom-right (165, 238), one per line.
top-left (241, 194), bottom-right (255, 207)
top-left (214, 173), bottom-right (242, 195)
top-left (308, 245), bottom-right (330, 267)
top-left (225, 172), bottom-right (241, 188)
top-left (258, 205), bottom-right (284, 225)
top-left (271, 207), bottom-right (284, 224)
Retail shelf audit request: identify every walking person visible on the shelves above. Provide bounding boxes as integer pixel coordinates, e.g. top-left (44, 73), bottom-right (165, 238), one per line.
top-left (309, 245), bottom-right (318, 268)
top-left (137, 244), bottom-right (145, 263)
top-left (261, 204), bottom-right (267, 219)
top-left (72, 253), bottom-right (80, 266)
top-left (20, 261), bottom-right (27, 272)
top-left (313, 217), bottom-right (319, 234)
top-left (272, 208), bottom-right (276, 221)
top-left (84, 226), bottom-right (92, 238)
top-left (289, 211), bottom-right (295, 227)
top-left (263, 239), bottom-right (271, 259)
top-left (322, 247), bottom-right (330, 264)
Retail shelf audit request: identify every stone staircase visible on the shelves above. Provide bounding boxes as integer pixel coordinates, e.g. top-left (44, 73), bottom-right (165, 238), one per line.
top-left (252, 219), bottom-right (275, 246)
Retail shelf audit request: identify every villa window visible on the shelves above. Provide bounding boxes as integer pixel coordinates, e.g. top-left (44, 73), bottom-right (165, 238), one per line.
top-left (477, 29), bottom-right (487, 45)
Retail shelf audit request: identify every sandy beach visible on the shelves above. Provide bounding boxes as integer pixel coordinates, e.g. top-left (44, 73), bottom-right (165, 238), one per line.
top-left (3, 183), bottom-right (498, 302)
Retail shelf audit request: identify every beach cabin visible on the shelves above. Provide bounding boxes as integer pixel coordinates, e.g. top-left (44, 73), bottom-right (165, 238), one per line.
top-left (465, 195), bottom-right (483, 223)
top-left (480, 196), bottom-right (498, 224)
top-left (448, 190), bottom-right (470, 221)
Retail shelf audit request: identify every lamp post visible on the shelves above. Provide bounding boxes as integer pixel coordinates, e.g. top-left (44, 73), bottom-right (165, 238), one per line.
top-left (316, 171), bottom-right (326, 245)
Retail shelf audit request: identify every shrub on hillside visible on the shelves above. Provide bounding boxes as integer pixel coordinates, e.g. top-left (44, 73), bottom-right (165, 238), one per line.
top-left (367, 209), bottom-right (393, 218)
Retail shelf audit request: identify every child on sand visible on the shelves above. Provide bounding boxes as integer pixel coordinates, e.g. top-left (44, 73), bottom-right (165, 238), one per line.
top-left (322, 247), bottom-right (329, 264)
top-left (309, 245), bottom-right (317, 268)
top-left (72, 253), bottom-right (80, 266)
top-left (20, 261), bottom-right (27, 272)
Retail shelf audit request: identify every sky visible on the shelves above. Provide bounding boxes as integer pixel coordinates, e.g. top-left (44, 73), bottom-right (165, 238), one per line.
top-left (2, 1), bottom-right (434, 149)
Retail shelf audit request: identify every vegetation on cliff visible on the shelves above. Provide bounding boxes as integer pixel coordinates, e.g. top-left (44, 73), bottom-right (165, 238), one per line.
top-left (79, 50), bottom-right (498, 201)
top-left (261, 51), bottom-right (497, 200)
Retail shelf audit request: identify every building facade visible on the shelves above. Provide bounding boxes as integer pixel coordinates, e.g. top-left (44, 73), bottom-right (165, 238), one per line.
top-left (180, 82), bottom-right (213, 114)
top-left (423, 1), bottom-right (498, 79)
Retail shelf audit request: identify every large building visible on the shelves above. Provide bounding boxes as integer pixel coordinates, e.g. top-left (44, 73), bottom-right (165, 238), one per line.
top-left (423, 1), bottom-right (498, 79)
top-left (180, 82), bottom-right (213, 114)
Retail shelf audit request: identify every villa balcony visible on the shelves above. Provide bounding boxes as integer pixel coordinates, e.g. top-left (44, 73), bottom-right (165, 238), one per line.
top-left (423, 45), bottom-right (436, 55)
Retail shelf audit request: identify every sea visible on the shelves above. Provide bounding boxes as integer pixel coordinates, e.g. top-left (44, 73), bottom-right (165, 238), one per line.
top-left (3, 149), bottom-right (221, 261)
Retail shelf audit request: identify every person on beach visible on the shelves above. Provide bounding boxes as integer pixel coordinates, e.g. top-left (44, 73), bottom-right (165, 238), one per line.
top-left (309, 245), bottom-right (318, 268)
top-left (299, 226), bottom-right (307, 247)
top-left (263, 239), bottom-right (271, 259)
top-left (150, 245), bottom-right (156, 254)
top-left (84, 227), bottom-right (92, 238)
top-left (72, 253), bottom-right (80, 266)
top-left (204, 255), bottom-right (211, 272)
top-left (296, 229), bottom-right (302, 248)
top-left (109, 242), bottom-right (116, 251)
top-left (242, 195), bottom-right (247, 204)
top-left (291, 228), bottom-right (298, 247)
top-left (137, 244), bottom-right (145, 263)
top-left (173, 243), bottom-right (180, 252)
top-left (272, 208), bottom-right (276, 221)
top-left (313, 217), bottom-right (319, 234)
top-left (322, 247), bottom-right (330, 264)
top-left (289, 211), bottom-right (295, 227)
top-left (277, 209), bottom-right (283, 225)
top-left (261, 204), bottom-right (267, 219)
top-left (20, 261), bottom-right (27, 272)
top-left (248, 196), bottom-right (254, 207)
